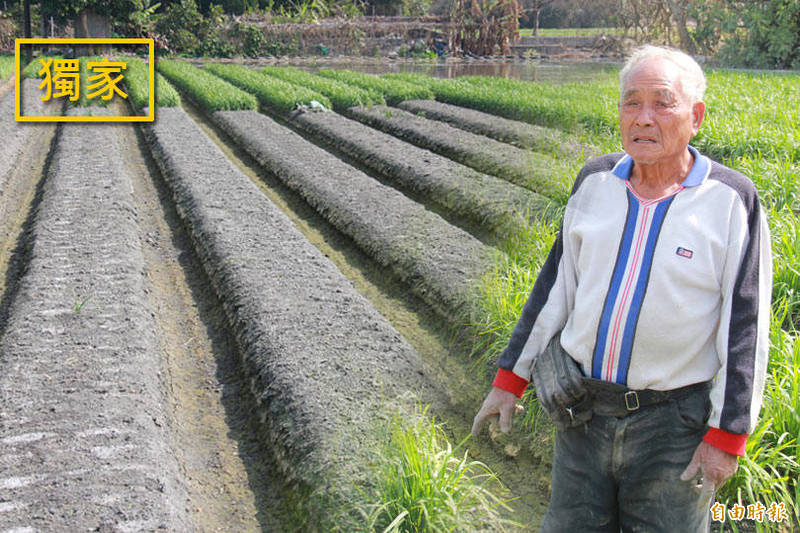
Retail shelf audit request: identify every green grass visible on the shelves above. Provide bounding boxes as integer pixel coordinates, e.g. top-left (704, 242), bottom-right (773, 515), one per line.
top-left (157, 60), bottom-right (257, 113)
top-left (383, 72), bottom-right (620, 146)
top-left (205, 63), bottom-right (331, 115)
top-left (317, 68), bottom-right (434, 106)
top-left (124, 58), bottom-right (181, 110)
top-left (0, 55), bottom-right (14, 81)
top-left (261, 66), bottom-right (385, 111)
top-left (717, 307), bottom-right (800, 531)
top-left (356, 406), bottom-right (516, 532)
top-left (699, 71), bottom-right (800, 161)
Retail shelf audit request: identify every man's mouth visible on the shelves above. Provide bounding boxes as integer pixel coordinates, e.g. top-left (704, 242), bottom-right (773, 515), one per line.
top-left (633, 136), bottom-right (657, 144)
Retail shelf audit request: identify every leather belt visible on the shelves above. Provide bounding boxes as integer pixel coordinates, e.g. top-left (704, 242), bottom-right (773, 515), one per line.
top-left (582, 378), bottom-right (711, 418)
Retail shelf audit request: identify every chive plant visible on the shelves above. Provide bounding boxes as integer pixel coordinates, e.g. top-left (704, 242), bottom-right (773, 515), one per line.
top-left (317, 68), bottom-right (434, 106)
top-left (358, 406), bottom-right (516, 532)
top-left (0, 55), bottom-right (14, 80)
top-left (205, 63), bottom-right (331, 115)
top-left (157, 60), bottom-right (257, 113)
top-left (124, 57), bottom-right (180, 111)
top-left (261, 65), bottom-right (385, 111)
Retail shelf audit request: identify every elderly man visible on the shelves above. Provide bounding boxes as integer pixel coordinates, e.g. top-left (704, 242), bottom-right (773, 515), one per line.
top-left (472, 45), bottom-right (771, 532)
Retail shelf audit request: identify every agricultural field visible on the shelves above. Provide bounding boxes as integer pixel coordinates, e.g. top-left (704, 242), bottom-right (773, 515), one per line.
top-left (0, 57), bottom-right (797, 533)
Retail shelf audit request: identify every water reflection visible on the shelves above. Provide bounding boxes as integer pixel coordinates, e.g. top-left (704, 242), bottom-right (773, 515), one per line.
top-left (287, 59), bottom-right (619, 84)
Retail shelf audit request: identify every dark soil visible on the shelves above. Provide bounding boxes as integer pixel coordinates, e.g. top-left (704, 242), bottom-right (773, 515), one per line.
top-left (0, 107), bottom-right (189, 531)
top-left (211, 108), bottom-right (493, 317)
top-left (142, 106), bottom-right (453, 530)
top-left (289, 106), bottom-right (553, 239)
top-left (348, 104), bottom-right (573, 201)
top-left (398, 98), bottom-right (599, 159)
top-left (119, 112), bottom-right (284, 532)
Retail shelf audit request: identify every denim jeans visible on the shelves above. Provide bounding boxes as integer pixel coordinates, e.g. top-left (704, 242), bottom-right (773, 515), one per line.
top-left (540, 386), bottom-right (714, 532)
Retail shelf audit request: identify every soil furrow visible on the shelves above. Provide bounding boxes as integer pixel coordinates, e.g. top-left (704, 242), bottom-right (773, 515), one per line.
top-left (0, 81), bottom-right (59, 335)
top-left (0, 79), bottom-right (58, 191)
top-left (0, 108), bottom-right (188, 532)
top-left (118, 115), bottom-right (283, 532)
top-left (141, 106), bottom-right (446, 531)
top-left (288, 107), bottom-right (553, 239)
top-left (347, 104), bottom-right (572, 201)
top-left (398, 98), bottom-right (598, 158)
top-left (211, 108), bottom-right (494, 318)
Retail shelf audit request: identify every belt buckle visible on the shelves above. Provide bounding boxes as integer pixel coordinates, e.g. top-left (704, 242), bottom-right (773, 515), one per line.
top-left (624, 390), bottom-right (640, 411)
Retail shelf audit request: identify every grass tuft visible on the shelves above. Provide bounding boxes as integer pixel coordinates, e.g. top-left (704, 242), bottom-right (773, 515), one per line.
top-left (356, 405), bottom-right (516, 532)
top-left (22, 55), bottom-right (60, 79)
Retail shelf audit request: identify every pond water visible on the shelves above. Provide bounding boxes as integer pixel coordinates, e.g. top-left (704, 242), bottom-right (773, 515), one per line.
top-left (282, 58), bottom-right (621, 84)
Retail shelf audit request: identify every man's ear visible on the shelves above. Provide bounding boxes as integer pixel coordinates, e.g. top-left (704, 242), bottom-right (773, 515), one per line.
top-left (692, 101), bottom-right (706, 135)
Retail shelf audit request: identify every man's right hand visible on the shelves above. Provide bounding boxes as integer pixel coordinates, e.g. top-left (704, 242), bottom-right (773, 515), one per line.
top-left (471, 386), bottom-right (524, 436)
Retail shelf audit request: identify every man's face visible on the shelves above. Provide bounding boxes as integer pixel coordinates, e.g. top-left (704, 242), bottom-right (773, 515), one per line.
top-left (618, 58), bottom-right (705, 167)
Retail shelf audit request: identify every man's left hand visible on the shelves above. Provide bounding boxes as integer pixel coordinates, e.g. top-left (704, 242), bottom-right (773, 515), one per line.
top-left (680, 440), bottom-right (739, 493)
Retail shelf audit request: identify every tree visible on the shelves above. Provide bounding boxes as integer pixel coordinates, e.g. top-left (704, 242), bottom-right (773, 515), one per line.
top-left (665, 0), bottom-right (694, 54)
top-left (691, 0), bottom-right (800, 69)
top-left (449, 0), bottom-right (521, 56)
top-left (520, 0), bottom-right (555, 35)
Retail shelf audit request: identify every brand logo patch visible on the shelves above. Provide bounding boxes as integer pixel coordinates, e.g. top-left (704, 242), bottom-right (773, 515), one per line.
top-left (676, 247), bottom-right (693, 259)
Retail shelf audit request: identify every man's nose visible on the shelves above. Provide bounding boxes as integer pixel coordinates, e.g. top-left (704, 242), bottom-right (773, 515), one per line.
top-left (634, 104), bottom-right (655, 126)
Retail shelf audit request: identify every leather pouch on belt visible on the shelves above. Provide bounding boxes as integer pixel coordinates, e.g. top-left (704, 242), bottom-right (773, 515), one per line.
top-left (532, 335), bottom-right (592, 431)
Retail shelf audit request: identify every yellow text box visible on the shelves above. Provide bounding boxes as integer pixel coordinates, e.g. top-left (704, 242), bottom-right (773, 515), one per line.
top-left (14, 38), bottom-right (155, 122)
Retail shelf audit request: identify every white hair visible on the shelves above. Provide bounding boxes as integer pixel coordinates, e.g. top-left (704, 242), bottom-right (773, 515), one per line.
top-left (619, 45), bottom-right (707, 104)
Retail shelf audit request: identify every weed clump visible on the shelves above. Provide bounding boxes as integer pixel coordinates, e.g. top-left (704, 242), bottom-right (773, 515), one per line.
top-left (357, 406), bottom-right (516, 532)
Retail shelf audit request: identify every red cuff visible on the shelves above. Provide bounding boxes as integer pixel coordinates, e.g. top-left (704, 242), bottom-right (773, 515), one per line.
top-left (703, 427), bottom-right (749, 457)
top-left (492, 369), bottom-right (529, 398)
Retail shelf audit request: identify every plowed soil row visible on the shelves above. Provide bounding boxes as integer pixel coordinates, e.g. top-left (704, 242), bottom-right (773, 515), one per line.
top-left (1, 94), bottom-right (284, 531)
top-left (0, 81), bottom-right (58, 332)
top-left (0, 108), bottom-right (188, 531)
top-left (287, 107), bottom-right (553, 240)
top-left (211, 108), bottom-right (492, 317)
top-left (398, 98), bottom-right (598, 158)
top-left (348, 104), bottom-right (573, 202)
top-left (142, 106), bottom-right (448, 530)
top-left (118, 113), bottom-right (283, 532)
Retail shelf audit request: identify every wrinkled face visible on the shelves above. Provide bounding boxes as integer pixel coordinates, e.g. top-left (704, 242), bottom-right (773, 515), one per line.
top-left (618, 58), bottom-right (704, 167)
